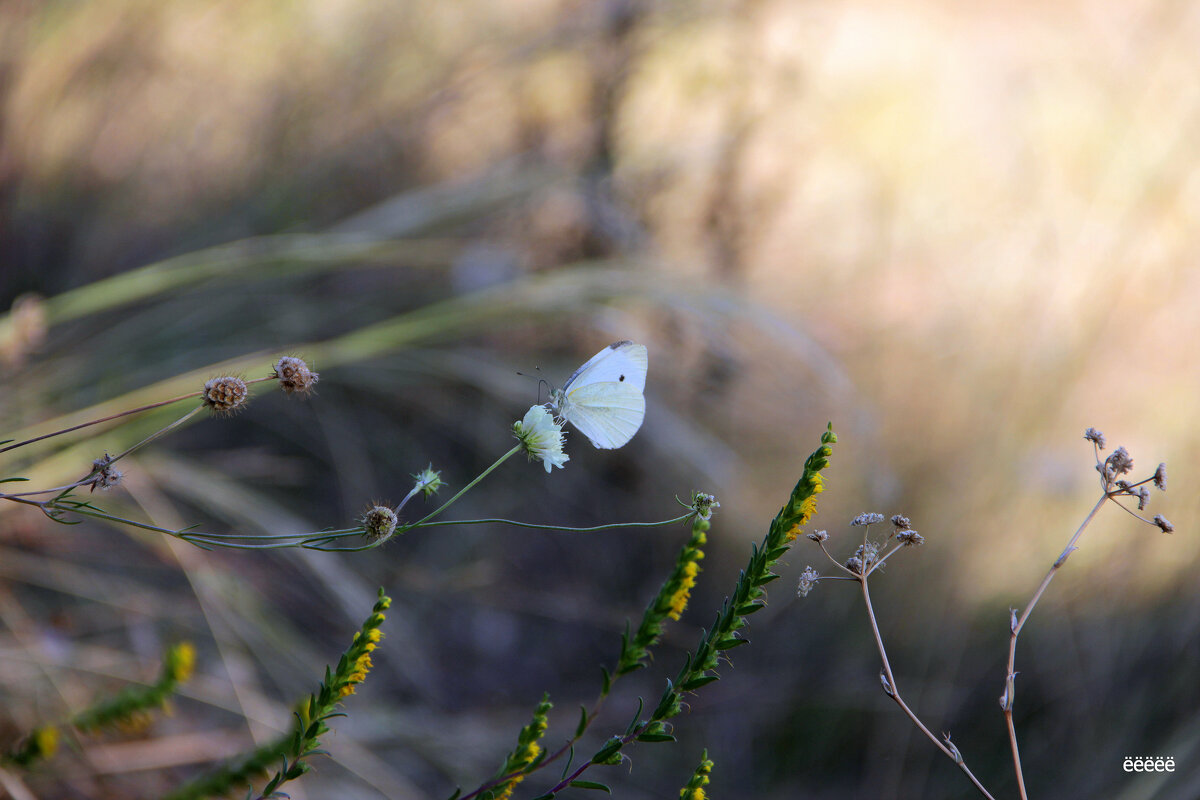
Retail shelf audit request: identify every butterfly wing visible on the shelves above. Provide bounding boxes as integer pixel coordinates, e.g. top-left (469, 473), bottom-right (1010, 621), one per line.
top-left (562, 381), bottom-right (646, 449)
top-left (561, 341), bottom-right (648, 393)
top-left (557, 341), bottom-right (649, 449)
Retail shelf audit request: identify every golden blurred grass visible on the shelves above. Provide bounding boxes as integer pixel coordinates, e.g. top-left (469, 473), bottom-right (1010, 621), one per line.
top-left (2, 0), bottom-right (1199, 797)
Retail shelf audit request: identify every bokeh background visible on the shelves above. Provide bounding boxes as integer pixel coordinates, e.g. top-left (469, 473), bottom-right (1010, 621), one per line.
top-left (2, 1), bottom-right (1198, 798)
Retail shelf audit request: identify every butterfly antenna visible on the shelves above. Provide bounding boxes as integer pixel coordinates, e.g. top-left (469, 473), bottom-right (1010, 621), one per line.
top-left (515, 369), bottom-right (552, 404)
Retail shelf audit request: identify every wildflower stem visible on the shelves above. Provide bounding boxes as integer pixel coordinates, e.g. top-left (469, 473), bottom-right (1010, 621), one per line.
top-left (860, 577), bottom-right (996, 800)
top-left (1003, 493), bottom-right (1107, 800)
top-left (392, 483), bottom-right (424, 515)
top-left (104, 406), bottom-right (206, 466)
top-left (415, 511), bottom-right (695, 533)
top-left (865, 541), bottom-right (905, 575)
top-left (815, 540), bottom-right (853, 574)
top-left (402, 444), bottom-right (522, 531)
top-left (0, 393), bottom-right (205, 455)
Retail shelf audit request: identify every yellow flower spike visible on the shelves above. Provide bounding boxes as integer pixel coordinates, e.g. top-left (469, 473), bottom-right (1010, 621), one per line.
top-left (167, 642), bottom-right (196, 684)
top-left (667, 557), bottom-right (702, 621)
top-left (34, 726), bottom-right (59, 760)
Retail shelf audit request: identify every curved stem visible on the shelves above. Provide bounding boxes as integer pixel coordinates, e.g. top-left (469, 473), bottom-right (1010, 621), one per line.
top-left (414, 512), bottom-right (694, 533)
top-left (861, 577), bottom-right (996, 800)
top-left (0, 394), bottom-right (204, 455)
top-left (1003, 492), bottom-right (1108, 800)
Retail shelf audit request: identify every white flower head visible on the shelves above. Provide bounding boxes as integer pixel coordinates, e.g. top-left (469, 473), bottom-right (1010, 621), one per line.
top-left (513, 405), bottom-right (569, 473)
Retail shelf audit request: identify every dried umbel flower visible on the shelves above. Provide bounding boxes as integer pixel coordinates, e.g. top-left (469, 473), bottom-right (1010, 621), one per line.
top-left (1083, 427), bottom-right (1106, 449)
top-left (895, 528), bottom-right (924, 546)
top-left (850, 512), bottom-right (885, 527)
top-left (203, 376), bottom-right (248, 414)
top-left (797, 566), bottom-right (820, 597)
top-left (853, 541), bottom-right (880, 569)
top-left (1104, 446), bottom-right (1134, 478)
top-left (1153, 514), bottom-right (1174, 534)
top-left (89, 454), bottom-right (123, 492)
top-left (362, 505), bottom-right (398, 542)
top-left (1153, 463), bottom-right (1167, 491)
top-left (890, 514), bottom-right (911, 529)
top-left (1135, 487), bottom-right (1150, 511)
top-left (273, 356), bottom-right (319, 395)
top-left (806, 529), bottom-right (829, 543)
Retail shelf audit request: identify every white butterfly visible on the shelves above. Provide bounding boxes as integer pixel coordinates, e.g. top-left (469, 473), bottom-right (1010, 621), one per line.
top-left (549, 340), bottom-right (648, 449)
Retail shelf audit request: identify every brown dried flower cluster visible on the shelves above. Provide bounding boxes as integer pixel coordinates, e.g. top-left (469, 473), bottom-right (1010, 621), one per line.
top-left (273, 356), bottom-right (319, 395)
top-left (203, 376), bottom-right (249, 414)
top-left (362, 505), bottom-right (398, 542)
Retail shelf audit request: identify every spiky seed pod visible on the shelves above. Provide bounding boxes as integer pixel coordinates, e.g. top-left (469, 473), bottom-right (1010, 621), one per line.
top-left (273, 356), bottom-right (319, 395)
top-left (363, 505), bottom-right (398, 542)
top-left (203, 377), bottom-right (249, 414)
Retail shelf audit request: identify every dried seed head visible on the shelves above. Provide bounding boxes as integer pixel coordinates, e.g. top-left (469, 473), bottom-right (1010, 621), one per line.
top-left (797, 565), bottom-right (820, 597)
top-left (806, 529), bottom-right (829, 543)
top-left (850, 512), bottom-right (885, 527)
top-left (890, 514), bottom-right (911, 529)
top-left (896, 529), bottom-right (924, 546)
top-left (854, 541), bottom-right (880, 568)
top-left (1136, 487), bottom-right (1150, 510)
top-left (1153, 463), bottom-right (1167, 491)
top-left (273, 356), bottom-right (319, 395)
top-left (1083, 427), bottom-right (1106, 449)
top-left (363, 505), bottom-right (398, 542)
top-left (845, 556), bottom-right (865, 575)
top-left (203, 376), bottom-right (248, 414)
top-left (89, 454), bottom-right (123, 492)
top-left (1106, 446), bottom-right (1134, 478)
top-left (1153, 515), bottom-right (1174, 534)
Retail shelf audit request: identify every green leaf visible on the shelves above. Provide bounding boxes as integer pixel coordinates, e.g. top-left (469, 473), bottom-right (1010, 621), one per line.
top-left (635, 732), bottom-right (676, 743)
top-left (0, 476), bottom-right (30, 483)
top-left (680, 674), bottom-right (719, 691)
top-left (560, 745), bottom-right (575, 778)
top-left (444, 788), bottom-right (463, 800)
top-left (624, 697), bottom-right (644, 734)
top-left (716, 637), bottom-right (749, 651)
top-left (591, 737), bottom-right (623, 764)
top-left (575, 706), bottom-right (589, 738)
top-left (568, 781), bottom-right (612, 793)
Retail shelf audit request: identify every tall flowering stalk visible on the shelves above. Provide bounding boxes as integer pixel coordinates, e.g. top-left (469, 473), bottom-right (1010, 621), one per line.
top-left (459, 425), bottom-right (837, 799)
top-left (163, 590), bottom-right (391, 800)
top-left (796, 428), bottom-right (1172, 800)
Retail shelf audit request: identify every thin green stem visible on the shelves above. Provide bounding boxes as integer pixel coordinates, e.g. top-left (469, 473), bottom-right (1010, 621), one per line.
top-left (0, 393), bottom-right (204, 455)
top-left (412, 512), bottom-right (694, 533)
top-left (105, 406), bottom-right (206, 467)
top-left (400, 445), bottom-right (522, 531)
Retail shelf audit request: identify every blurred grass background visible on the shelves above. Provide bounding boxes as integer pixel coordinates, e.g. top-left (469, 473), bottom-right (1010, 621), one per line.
top-left (1, 0), bottom-right (1198, 798)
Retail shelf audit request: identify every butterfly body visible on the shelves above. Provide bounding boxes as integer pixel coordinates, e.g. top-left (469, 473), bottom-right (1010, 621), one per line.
top-left (549, 340), bottom-right (648, 449)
